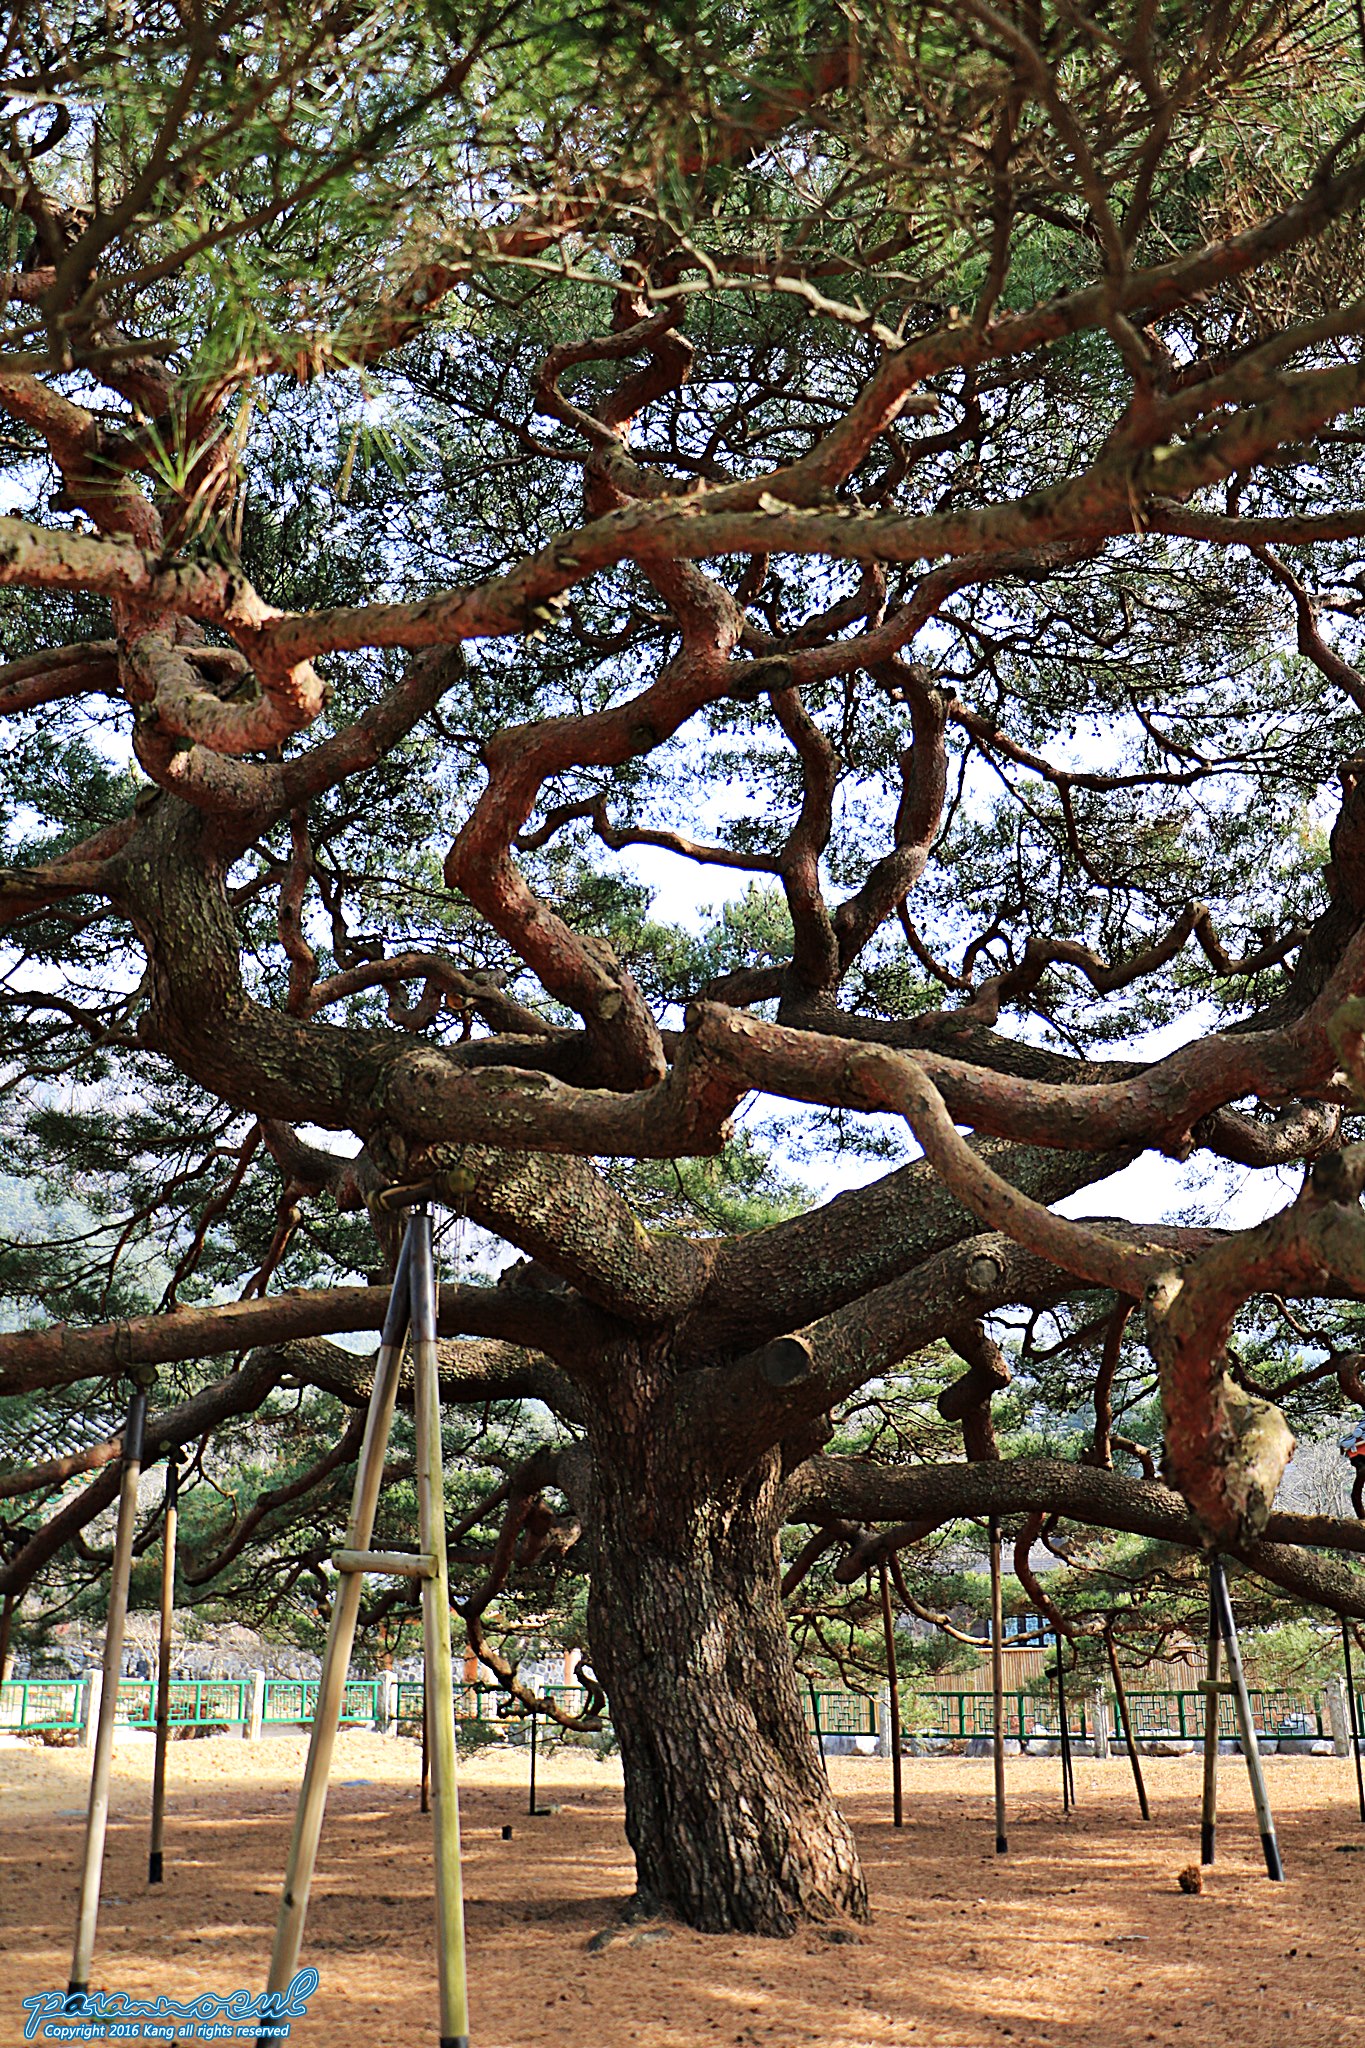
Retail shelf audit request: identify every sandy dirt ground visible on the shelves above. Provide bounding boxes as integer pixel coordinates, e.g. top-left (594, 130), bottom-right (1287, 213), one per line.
top-left (1, 1730), bottom-right (1363, 2048)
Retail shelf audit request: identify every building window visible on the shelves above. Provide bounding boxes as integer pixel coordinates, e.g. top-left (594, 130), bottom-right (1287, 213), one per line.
top-left (989, 1615), bottom-right (1055, 1646)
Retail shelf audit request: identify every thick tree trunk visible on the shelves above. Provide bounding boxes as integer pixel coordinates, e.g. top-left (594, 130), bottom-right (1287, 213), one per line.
top-left (586, 1426), bottom-right (867, 1934)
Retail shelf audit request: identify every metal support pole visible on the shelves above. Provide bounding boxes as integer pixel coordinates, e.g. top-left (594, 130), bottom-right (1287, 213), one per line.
top-left (70, 1373), bottom-right (151, 1997)
top-left (410, 1208), bottom-right (471, 2048)
top-left (1053, 1652), bottom-right (1075, 1812)
top-left (808, 1680), bottom-right (828, 1778)
top-left (1105, 1633), bottom-right (1149, 1821)
top-left (0, 1588), bottom-right (16, 1679)
top-left (528, 1705), bottom-right (538, 1816)
top-left (149, 1457), bottom-right (179, 1884)
top-left (259, 1228), bottom-right (414, 2044)
top-left (878, 1559), bottom-right (903, 1828)
top-left (989, 1516), bottom-right (1007, 1855)
top-left (1200, 1570), bottom-right (1221, 1865)
top-left (1343, 1619), bottom-right (1365, 1825)
top-left (1211, 1555), bottom-right (1283, 1881)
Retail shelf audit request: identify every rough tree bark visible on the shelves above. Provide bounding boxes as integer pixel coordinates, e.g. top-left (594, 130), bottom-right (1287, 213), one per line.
top-left (583, 1364), bottom-right (865, 1932)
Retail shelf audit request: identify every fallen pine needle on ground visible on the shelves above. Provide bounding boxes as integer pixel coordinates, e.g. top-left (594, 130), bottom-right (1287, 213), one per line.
top-left (0, 1736), bottom-right (1358, 2048)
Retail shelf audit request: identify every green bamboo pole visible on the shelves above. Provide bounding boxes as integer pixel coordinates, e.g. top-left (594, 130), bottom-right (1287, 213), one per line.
top-left (411, 1208), bottom-right (471, 2048)
top-left (989, 1516), bottom-right (1007, 1855)
top-left (70, 1370), bottom-right (153, 1997)
top-left (1211, 1556), bottom-right (1283, 1881)
top-left (878, 1559), bottom-right (903, 1827)
top-left (149, 1456), bottom-right (179, 1884)
top-left (258, 1227), bottom-right (413, 2044)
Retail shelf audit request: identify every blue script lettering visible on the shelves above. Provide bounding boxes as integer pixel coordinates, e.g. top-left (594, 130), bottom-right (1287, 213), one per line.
top-left (21, 1970), bottom-right (319, 2041)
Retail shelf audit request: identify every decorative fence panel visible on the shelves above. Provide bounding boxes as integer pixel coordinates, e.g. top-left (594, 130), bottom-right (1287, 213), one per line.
top-left (0, 1678), bottom-right (84, 1732)
top-left (262, 1678), bottom-right (380, 1726)
top-left (897, 1687), bottom-right (1325, 1742)
top-left (1119, 1690), bottom-right (1323, 1740)
top-left (900, 1691), bottom-right (1090, 1740)
top-left (802, 1691), bottom-right (879, 1737)
top-left (393, 1681), bottom-right (605, 1727)
top-left (114, 1678), bottom-right (250, 1728)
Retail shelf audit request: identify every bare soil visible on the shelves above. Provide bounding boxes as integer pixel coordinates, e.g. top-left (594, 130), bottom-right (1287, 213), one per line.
top-left (1, 1731), bottom-right (1361, 2047)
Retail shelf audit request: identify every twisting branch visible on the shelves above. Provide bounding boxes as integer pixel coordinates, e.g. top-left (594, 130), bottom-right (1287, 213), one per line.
top-left (785, 1454), bottom-right (1365, 1617)
top-left (182, 1409), bottom-right (367, 1584)
top-left (0, 1354), bottom-right (287, 1597)
top-left (1250, 543), bottom-right (1365, 713)
top-left (458, 1445), bottom-right (597, 1728)
top-left (1088, 1297), bottom-right (1135, 1471)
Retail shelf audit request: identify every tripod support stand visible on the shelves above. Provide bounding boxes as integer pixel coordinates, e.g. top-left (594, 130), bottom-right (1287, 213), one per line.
top-left (257, 1204), bottom-right (471, 2047)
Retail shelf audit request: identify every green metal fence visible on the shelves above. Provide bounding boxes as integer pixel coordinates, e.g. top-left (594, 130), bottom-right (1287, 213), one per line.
top-left (899, 1691), bottom-right (1089, 1740)
top-left (896, 1687), bottom-right (1327, 1743)
top-left (0, 1678), bottom-right (84, 1733)
top-left (802, 1691), bottom-right (879, 1737)
top-left (1, 1675), bottom-right (1357, 1746)
top-left (1119, 1689), bottom-right (1323, 1740)
top-left (113, 1678), bottom-right (249, 1728)
top-left (262, 1678), bottom-right (380, 1725)
top-left (393, 1681), bottom-right (604, 1727)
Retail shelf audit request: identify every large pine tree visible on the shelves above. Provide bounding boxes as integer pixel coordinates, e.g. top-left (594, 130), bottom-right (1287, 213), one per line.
top-left (4, 1), bottom-right (1365, 1930)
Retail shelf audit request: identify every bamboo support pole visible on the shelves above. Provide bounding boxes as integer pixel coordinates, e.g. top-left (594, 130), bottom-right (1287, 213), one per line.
top-left (989, 1516), bottom-right (1007, 1855)
top-left (1342, 1619), bottom-right (1365, 1824)
top-left (1200, 1570), bottom-right (1221, 1865)
top-left (149, 1456), bottom-right (179, 1885)
top-left (258, 1228), bottom-right (414, 2044)
top-left (1211, 1555), bottom-right (1283, 1881)
top-left (421, 1670), bottom-right (431, 1815)
top-left (878, 1559), bottom-right (903, 1828)
top-left (333, 1548), bottom-right (436, 1578)
top-left (70, 1373), bottom-right (151, 1996)
top-left (1105, 1633), bottom-right (1149, 1821)
top-left (410, 1208), bottom-right (472, 2048)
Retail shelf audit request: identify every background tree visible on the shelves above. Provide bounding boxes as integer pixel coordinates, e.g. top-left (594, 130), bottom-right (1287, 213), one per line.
top-left (7, 0), bottom-right (1365, 1934)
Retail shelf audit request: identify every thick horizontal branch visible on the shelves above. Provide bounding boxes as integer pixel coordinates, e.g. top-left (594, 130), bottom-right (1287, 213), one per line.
top-left (246, 1332), bottom-right (586, 1428)
top-left (680, 1223), bottom-right (1203, 1472)
top-left (0, 639), bottom-right (119, 714)
top-left (688, 952), bottom-right (1365, 1160)
top-left (785, 1454), bottom-right (1365, 1618)
top-left (0, 1278), bottom-right (586, 1398)
top-left (690, 1143), bottom-right (1132, 1351)
top-left (0, 817), bottom-right (137, 927)
top-left (0, 1353), bottom-right (284, 1597)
